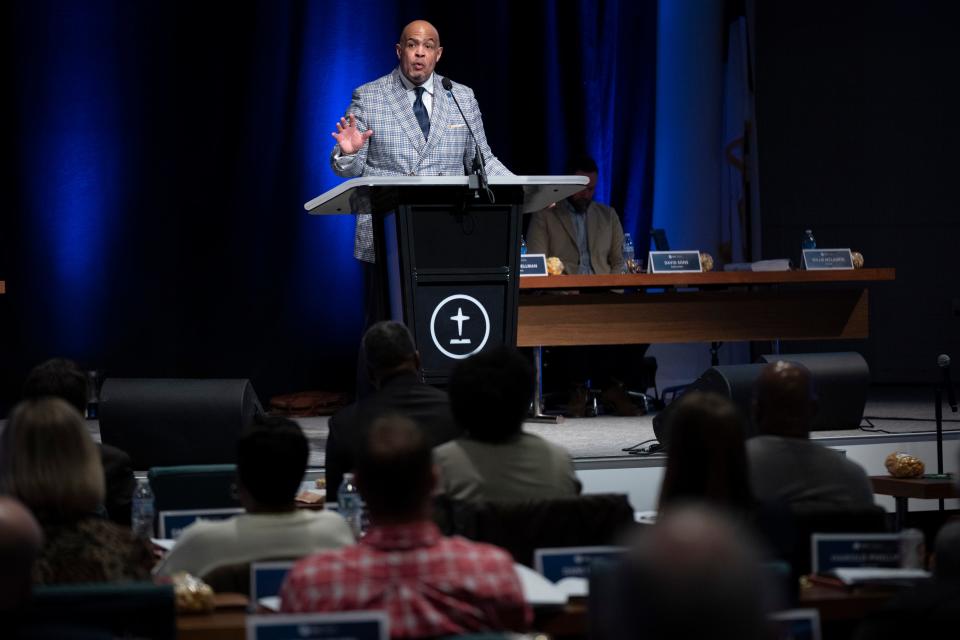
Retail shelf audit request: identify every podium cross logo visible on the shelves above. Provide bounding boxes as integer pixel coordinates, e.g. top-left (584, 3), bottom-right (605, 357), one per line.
top-left (450, 307), bottom-right (471, 345)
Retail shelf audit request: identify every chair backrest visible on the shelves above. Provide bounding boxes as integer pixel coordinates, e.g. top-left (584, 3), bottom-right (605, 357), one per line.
top-left (20, 582), bottom-right (176, 640)
top-left (434, 493), bottom-right (636, 567)
top-left (148, 464), bottom-right (240, 513)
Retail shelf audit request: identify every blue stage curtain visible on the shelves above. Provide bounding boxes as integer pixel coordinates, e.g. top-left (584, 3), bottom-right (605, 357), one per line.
top-left (4, 0), bottom-right (656, 407)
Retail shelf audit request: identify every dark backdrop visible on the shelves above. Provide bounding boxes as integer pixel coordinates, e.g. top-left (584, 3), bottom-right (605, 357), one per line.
top-left (754, 1), bottom-right (960, 383)
top-left (1, 1), bottom-right (658, 412)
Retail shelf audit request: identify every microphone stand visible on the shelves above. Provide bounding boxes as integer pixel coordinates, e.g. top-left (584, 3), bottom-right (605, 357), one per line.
top-left (935, 385), bottom-right (944, 511)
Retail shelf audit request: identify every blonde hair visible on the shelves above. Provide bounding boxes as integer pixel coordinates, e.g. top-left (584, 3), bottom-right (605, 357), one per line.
top-left (0, 397), bottom-right (105, 519)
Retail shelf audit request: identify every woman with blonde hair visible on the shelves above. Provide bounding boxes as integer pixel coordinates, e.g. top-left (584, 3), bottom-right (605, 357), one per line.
top-left (0, 397), bottom-right (154, 584)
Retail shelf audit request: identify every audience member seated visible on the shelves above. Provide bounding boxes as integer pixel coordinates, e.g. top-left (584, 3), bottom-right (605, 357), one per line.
top-left (0, 398), bottom-right (154, 584)
top-left (747, 361), bottom-right (875, 509)
top-left (281, 415), bottom-right (531, 638)
top-left (0, 496), bottom-right (43, 614)
top-left (326, 321), bottom-right (461, 503)
top-left (657, 391), bottom-right (755, 519)
top-left (22, 357), bottom-right (137, 526)
top-left (590, 504), bottom-right (777, 640)
top-left (434, 346), bottom-right (582, 502)
top-left (854, 520), bottom-right (960, 639)
top-left (153, 415), bottom-right (353, 579)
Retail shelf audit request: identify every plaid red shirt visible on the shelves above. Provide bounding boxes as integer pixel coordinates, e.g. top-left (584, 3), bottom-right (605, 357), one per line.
top-left (280, 520), bottom-right (531, 638)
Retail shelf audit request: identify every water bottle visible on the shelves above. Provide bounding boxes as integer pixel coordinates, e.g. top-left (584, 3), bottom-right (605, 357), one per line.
top-left (338, 473), bottom-right (366, 538)
top-left (899, 528), bottom-right (925, 569)
top-left (622, 233), bottom-right (635, 273)
top-left (131, 479), bottom-right (155, 539)
top-left (520, 235), bottom-right (528, 256)
top-left (800, 229), bottom-right (816, 269)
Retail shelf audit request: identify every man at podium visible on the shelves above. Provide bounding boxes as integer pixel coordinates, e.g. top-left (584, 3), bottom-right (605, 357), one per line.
top-left (329, 19), bottom-right (512, 266)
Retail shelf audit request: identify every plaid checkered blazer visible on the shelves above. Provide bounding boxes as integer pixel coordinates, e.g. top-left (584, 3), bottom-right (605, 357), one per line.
top-left (330, 68), bottom-right (512, 262)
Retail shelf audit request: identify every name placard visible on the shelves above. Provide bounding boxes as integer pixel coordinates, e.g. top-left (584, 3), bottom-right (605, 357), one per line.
top-left (157, 507), bottom-right (244, 539)
top-left (246, 612), bottom-right (389, 640)
top-left (533, 546), bottom-right (626, 583)
top-left (811, 533), bottom-right (901, 574)
top-left (249, 561), bottom-right (296, 609)
top-left (520, 253), bottom-right (548, 276)
top-left (802, 249), bottom-right (854, 270)
top-left (648, 251), bottom-right (702, 274)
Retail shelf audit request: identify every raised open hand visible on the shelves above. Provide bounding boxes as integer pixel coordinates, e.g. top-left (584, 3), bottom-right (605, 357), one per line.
top-left (331, 114), bottom-right (373, 155)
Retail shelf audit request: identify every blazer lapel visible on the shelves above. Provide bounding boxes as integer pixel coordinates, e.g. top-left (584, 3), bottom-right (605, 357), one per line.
top-left (385, 68), bottom-right (426, 153)
top-left (423, 74), bottom-right (450, 156)
top-left (556, 201), bottom-right (580, 249)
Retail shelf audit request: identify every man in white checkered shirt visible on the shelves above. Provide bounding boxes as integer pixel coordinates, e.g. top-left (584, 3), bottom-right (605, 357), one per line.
top-left (330, 19), bottom-right (512, 264)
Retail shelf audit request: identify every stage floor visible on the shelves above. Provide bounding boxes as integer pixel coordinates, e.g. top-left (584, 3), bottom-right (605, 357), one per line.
top-left (76, 385), bottom-right (959, 470)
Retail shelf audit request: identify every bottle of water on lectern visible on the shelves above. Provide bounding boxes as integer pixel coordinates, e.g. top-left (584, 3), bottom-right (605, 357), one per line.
top-left (338, 473), bottom-right (365, 538)
top-left (622, 233), bottom-right (635, 273)
top-left (520, 235), bottom-right (528, 256)
top-left (131, 479), bottom-right (154, 539)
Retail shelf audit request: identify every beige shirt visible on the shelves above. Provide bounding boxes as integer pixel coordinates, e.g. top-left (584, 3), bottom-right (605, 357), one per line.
top-left (434, 433), bottom-right (582, 503)
top-left (154, 509), bottom-right (354, 578)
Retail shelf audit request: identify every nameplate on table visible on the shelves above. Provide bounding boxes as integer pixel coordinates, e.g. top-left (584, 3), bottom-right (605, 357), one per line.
top-left (520, 253), bottom-right (548, 276)
top-left (648, 251), bottom-right (702, 274)
top-left (811, 533), bottom-right (901, 574)
top-left (157, 507), bottom-right (244, 539)
top-left (533, 546), bottom-right (626, 583)
top-left (246, 611), bottom-right (389, 640)
top-left (250, 561), bottom-right (296, 610)
top-left (802, 248), bottom-right (854, 270)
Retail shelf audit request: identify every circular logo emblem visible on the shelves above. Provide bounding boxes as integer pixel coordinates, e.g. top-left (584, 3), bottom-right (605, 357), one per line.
top-left (429, 294), bottom-right (491, 360)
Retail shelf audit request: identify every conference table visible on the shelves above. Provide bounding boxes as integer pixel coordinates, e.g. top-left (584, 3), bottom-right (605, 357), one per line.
top-left (177, 584), bottom-right (900, 640)
top-left (517, 268), bottom-right (895, 347)
top-left (870, 475), bottom-right (959, 530)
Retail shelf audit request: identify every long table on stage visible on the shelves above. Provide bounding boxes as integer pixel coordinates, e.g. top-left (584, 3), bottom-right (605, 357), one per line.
top-left (517, 268), bottom-right (896, 347)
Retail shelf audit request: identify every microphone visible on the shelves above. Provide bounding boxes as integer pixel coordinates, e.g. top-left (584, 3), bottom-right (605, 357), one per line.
top-left (441, 76), bottom-right (494, 202)
top-left (939, 354), bottom-right (958, 412)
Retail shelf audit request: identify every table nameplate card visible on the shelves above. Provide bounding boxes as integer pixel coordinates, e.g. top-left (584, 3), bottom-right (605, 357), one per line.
top-left (811, 533), bottom-right (901, 574)
top-left (803, 249), bottom-right (854, 270)
top-left (648, 251), bottom-right (702, 274)
top-left (246, 612), bottom-right (389, 640)
top-left (158, 507), bottom-right (244, 539)
top-left (520, 253), bottom-right (548, 277)
top-left (533, 546), bottom-right (627, 583)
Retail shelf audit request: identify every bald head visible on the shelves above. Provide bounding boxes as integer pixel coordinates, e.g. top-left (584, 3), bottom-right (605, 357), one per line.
top-left (0, 497), bottom-right (43, 612)
top-left (396, 20), bottom-right (443, 86)
top-left (612, 505), bottom-right (776, 640)
top-left (753, 361), bottom-right (818, 438)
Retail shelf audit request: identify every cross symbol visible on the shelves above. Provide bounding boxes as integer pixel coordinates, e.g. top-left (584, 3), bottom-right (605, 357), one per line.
top-left (450, 307), bottom-right (470, 336)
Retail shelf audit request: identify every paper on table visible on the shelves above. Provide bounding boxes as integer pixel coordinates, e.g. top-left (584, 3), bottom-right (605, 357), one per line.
top-left (513, 563), bottom-right (569, 606)
top-left (151, 538), bottom-right (176, 551)
top-left (830, 567), bottom-right (931, 586)
top-left (258, 596), bottom-right (281, 612)
top-left (555, 577), bottom-right (589, 598)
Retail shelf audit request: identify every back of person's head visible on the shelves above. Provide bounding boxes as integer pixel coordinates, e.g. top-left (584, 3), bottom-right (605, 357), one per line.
top-left (356, 414), bottom-right (433, 520)
top-left (658, 391), bottom-right (752, 515)
top-left (0, 398), bottom-right (104, 521)
top-left (236, 415), bottom-right (309, 509)
top-left (0, 496), bottom-right (43, 613)
top-left (933, 520), bottom-right (960, 580)
top-left (448, 346), bottom-right (534, 443)
top-left (600, 505), bottom-right (774, 640)
top-left (22, 358), bottom-right (88, 414)
top-left (753, 360), bottom-right (818, 438)
top-left (362, 321), bottom-right (418, 383)
top-left (568, 154), bottom-right (599, 175)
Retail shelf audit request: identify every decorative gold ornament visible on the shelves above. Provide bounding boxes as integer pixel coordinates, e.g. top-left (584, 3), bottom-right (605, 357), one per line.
top-left (851, 251), bottom-right (864, 269)
top-left (699, 252), bottom-right (715, 272)
top-left (546, 256), bottom-right (564, 275)
top-left (885, 452), bottom-right (924, 478)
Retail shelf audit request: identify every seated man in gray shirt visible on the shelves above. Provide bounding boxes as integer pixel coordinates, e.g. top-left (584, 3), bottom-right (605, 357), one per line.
top-left (434, 346), bottom-right (581, 502)
top-left (746, 361), bottom-right (875, 509)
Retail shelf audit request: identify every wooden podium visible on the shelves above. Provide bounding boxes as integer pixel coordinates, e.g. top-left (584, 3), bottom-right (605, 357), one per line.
top-left (305, 176), bottom-right (587, 382)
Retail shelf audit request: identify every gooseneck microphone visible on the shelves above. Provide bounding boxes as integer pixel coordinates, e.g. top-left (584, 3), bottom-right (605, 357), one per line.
top-left (938, 354), bottom-right (958, 412)
top-left (441, 76), bottom-right (494, 203)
